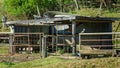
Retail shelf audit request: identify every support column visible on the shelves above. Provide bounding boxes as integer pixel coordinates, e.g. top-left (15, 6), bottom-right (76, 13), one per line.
top-left (52, 25), bottom-right (55, 52)
top-left (42, 36), bottom-right (47, 58)
top-left (74, 0), bottom-right (80, 10)
top-left (72, 21), bottom-right (76, 55)
top-left (9, 34), bottom-right (13, 55)
top-left (9, 25), bottom-right (14, 55)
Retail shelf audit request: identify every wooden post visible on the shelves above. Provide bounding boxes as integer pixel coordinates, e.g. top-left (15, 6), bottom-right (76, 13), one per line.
top-left (42, 36), bottom-right (47, 58)
top-left (74, 0), bottom-right (80, 10)
top-left (72, 21), bottom-right (76, 55)
top-left (52, 25), bottom-right (54, 52)
top-left (9, 34), bottom-right (13, 55)
top-left (55, 23), bottom-right (58, 54)
top-left (9, 25), bottom-right (14, 55)
top-left (37, 5), bottom-right (41, 16)
top-left (79, 33), bottom-right (81, 50)
top-left (39, 33), bottom-right (42, 53)
top-left (79, 33), bottom-right (82, 57)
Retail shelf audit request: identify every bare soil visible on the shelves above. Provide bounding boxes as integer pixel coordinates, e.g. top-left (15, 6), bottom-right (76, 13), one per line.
top-left (0, 54), bottom-right (42, 63)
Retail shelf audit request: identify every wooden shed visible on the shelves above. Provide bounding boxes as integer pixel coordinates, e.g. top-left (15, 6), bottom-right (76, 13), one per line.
top-left (6, 15), bottom-right (119, 55)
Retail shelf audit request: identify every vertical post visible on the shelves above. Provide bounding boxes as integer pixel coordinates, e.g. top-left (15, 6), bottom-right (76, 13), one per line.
top-left (9, 34), bottom-right (13, 55)
top-left (52, 25), bottom-right (54, 52)
top-left (9, 25), bottom-right (14, 55)
top-left (74, 0), bottom-right (80, 10)
top-left (56, 24), bottom-right (58, 54)
top-left (42, 36), bottom-right (47, 58)
top-left (79, 33), bottom-right (81, 50)
top-left (72, 21), bottom-right (76, 55)
top-left (2, 16), bottom-right (7, 30)
top-left (79, 33), bottom-right (82, 57)
top-left (39, 33), bottom-right (42, 53)
top-left (115, 34), bottom-right (117, 48)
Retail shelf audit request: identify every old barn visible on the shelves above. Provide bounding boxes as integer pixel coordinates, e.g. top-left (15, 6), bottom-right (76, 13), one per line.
top-left (6, 15), bottom-right (119, 57)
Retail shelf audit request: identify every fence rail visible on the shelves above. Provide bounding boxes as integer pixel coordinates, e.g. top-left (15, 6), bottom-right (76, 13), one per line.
top-left (79, 32), bottom-right (120, 50)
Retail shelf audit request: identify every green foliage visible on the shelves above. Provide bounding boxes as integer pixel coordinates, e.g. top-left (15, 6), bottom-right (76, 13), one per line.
top-left (72, 8), bottom-right (120, 17)
top-left (57, 48), bottom-right (65, 55)
top-left (2, 0), bottom-right (120, 20)
top-left (0, 62), bottom-right (8, 68)
top-left (5, 0), bottom-right (37, 17)
top-left (4, 0), bottom-right (60, 19)
top-left (0, 61), bottom-right (14, 68)
top-left (0, 22), bottom-right (10, 32)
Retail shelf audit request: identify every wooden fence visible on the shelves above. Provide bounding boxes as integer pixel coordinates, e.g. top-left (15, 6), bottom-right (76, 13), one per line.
top-left (78, 32), bottom-right (120, 55)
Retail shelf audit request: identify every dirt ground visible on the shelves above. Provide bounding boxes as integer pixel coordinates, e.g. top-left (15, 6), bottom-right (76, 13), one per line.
top-left (0, 54), bottom-right (42, 63)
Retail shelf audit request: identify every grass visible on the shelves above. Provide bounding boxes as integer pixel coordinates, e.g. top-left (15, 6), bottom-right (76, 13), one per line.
top-left (0, 2), bottom-right (119, 68)
top-left (71, 8), bottom-right (120, 17)
top-left (0, 45), bottom-right (9, 55)
top-left (0, 56), bottom-right (120, 68)
top-left (0, 62), bottom-right (8, 68)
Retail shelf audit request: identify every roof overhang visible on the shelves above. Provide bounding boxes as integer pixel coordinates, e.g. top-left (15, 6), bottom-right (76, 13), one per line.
top-left (6, 15), bottom-right (120, 26)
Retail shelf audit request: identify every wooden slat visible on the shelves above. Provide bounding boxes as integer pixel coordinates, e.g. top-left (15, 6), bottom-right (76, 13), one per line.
top-left (13, 45), bottom-right (41, 46)
top-left (81, 39), bottom-right (114, 42)
top-left (14, 33), bottom-right (44, 34)
top-left (56, 44), bottom-right (66, 46)
top-left (115, 38), bottom-right (120, 40)
top-left (57, 35), bottom-right (72, 36)
top-left (82, 45), bottom-right (113, 47)
top-left (14, 35), bottom-right (28, 37)
top-left (79, 32), bottom-right (120, 35)
top-left (0, 37), bottom-right (9, 39)
top-left (0, 32), bottom-right (13, 34)
top-left (79, 50), bottom-right (115, 55)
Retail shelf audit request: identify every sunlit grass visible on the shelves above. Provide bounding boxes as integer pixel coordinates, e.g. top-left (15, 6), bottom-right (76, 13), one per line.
top-left (70, 8), bottom-right (120, 18)
top-left (0, 56), bottom-right (120, 68)
top-left (0, 45), bottom-right (9, 55)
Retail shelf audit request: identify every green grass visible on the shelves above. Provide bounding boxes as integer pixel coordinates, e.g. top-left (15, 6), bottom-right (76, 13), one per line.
top-left (0, 56), bottom-right (120, 68)
top-left (71, 8), bottom-right (120, 17)
top-left (0, 46), bottom-right (9, 55)
top-left (0, 62), bottom-right (8, 68)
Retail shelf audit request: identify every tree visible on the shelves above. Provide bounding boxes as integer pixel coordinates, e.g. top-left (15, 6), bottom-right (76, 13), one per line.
top-left (5, 0), bottom-right (37, 18)
top-left (4, 0), bottom-right (60, 19)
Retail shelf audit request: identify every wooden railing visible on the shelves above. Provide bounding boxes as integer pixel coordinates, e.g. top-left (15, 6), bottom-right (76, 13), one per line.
top-left (79, 32), bottom-right (120, 49)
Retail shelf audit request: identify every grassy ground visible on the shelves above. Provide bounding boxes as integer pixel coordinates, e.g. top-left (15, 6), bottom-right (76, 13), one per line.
top-left (0, 44), bottom-right (9, 55)
top-left (70, 8), bottom-right (120, 17)
top-left (0, 46), bottom-right (9, 55)
top-left (0, 56), bottom-right (120, 68)
top-left (0, 1), bottom-right (120, 68)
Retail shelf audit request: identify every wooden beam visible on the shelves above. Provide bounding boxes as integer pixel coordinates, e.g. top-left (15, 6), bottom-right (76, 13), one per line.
top-left (72, 21), bottom-right (76, 55)
top-left (42, 36), bottom-right (47, 58)
top-left (76, 20), bottom-right (112, 23)
top-left (37, 5), bottom-right (41, 16)
top-left (74, 0), bottom-right (80, 10)
top-left (0, 32), bottom-right (13, 34)
top-left (79, 32), bottom-right (119, 35)
top-left (9, 34), bottom-right (13, 55)
top-left (52, 25), bottom-right (55, 52)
